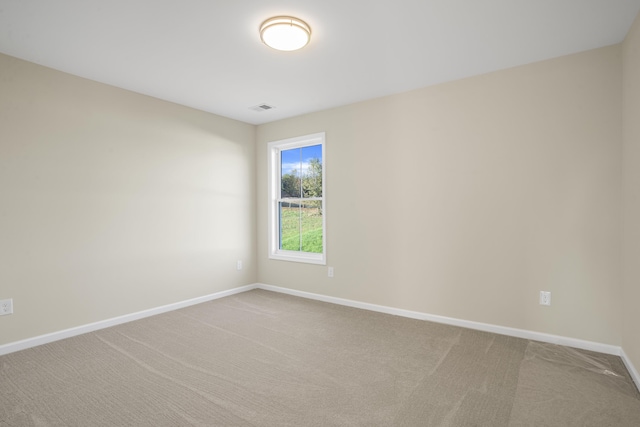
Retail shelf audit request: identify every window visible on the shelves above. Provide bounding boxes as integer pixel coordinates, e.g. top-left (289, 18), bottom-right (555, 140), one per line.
top-left (268, 132), bottom-right (325, 264)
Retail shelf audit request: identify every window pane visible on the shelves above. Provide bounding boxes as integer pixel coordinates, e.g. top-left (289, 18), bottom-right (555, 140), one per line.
top-left (279, 201), bottom-right (301, 251)
top-left (301, 200), bottom-right (323, 253)
top-left (281, 149), bottom-right (302, 198)
top-left (301, 145), bottom-right (322, 198)
top-left (279, 200), bottom-right (323, 254)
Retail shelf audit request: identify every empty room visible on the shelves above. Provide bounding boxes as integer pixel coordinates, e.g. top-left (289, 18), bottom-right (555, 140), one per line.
top-left (2, 1), bottom-right (640, 425)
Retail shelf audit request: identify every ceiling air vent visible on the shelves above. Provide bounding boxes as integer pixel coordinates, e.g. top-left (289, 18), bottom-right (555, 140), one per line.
top-left (249, 103), bottom-right (275, 112)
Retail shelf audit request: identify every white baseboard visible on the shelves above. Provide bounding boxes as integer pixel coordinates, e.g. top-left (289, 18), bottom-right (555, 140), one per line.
top-left (620, 348), bottom-right (640, 392)
top-left (257, 283), bottom-right (640, 390)
top-left (0, 284), bottom-right (259, 356)
top-left (256, 283), bottom-right (623, 356)
top-left (2, 280), bottom-right (638, 392)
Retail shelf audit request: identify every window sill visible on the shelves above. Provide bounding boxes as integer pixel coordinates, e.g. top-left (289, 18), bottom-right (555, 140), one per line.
top-left (269, 250), bottom-right (326, 265)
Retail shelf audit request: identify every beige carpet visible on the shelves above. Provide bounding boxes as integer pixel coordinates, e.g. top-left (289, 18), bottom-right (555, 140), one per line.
top-left (1, 289), bottom-right (639, 426)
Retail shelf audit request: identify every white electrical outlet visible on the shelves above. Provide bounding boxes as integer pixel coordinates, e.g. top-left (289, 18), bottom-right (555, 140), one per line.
top-left (328, 267), bottom-right (334, 278)
top-left (236, 260), bottom-right (243, 271)
top-left (539, 291), bottom-right (551, 306)
top-left (0, 299), bottom-right (13, 315)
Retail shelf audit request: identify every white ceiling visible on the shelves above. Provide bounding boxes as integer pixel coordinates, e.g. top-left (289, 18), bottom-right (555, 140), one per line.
top-left (1, 0), bottom-right (639, 125)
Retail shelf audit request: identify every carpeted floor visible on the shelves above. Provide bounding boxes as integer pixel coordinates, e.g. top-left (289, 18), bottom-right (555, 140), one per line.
top-left (1, 289), bottom-right (639, 426)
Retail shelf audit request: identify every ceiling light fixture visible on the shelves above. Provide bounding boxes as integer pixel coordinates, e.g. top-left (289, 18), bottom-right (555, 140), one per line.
top-left (260, 16), bottom-right (311, 51)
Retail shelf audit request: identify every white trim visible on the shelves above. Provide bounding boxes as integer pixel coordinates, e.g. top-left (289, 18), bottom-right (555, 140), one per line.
top-left (0, 284), bottom-right (259, 356)
top-left (620, 348), bottom-right (640, 391)
top-left (267, 132), bottom-right (326, 265)
top-left (2, 280), bottom-right (638, 392)
top-left (256, 283), bottom-right (623, 356)
top-left (268, 250), bottom-right (326, 265)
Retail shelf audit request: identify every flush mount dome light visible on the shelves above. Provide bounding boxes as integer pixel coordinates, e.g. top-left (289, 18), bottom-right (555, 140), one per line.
top-left (260, 16), bottom-right (311, 51)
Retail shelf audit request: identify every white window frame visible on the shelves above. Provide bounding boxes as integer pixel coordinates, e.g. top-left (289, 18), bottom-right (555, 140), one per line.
top-left (267, 132), bottom-right (326, 265)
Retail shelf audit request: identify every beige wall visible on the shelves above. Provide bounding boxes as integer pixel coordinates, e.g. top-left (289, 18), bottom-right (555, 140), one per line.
top-left (0, 54), bottom-right (257, 345)
top-left (623, 13), bottom-right (640, 374)
top-left (257, 46), bottom-right (623, 345)
top-left (0, 33), bottom-right (633, 356)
